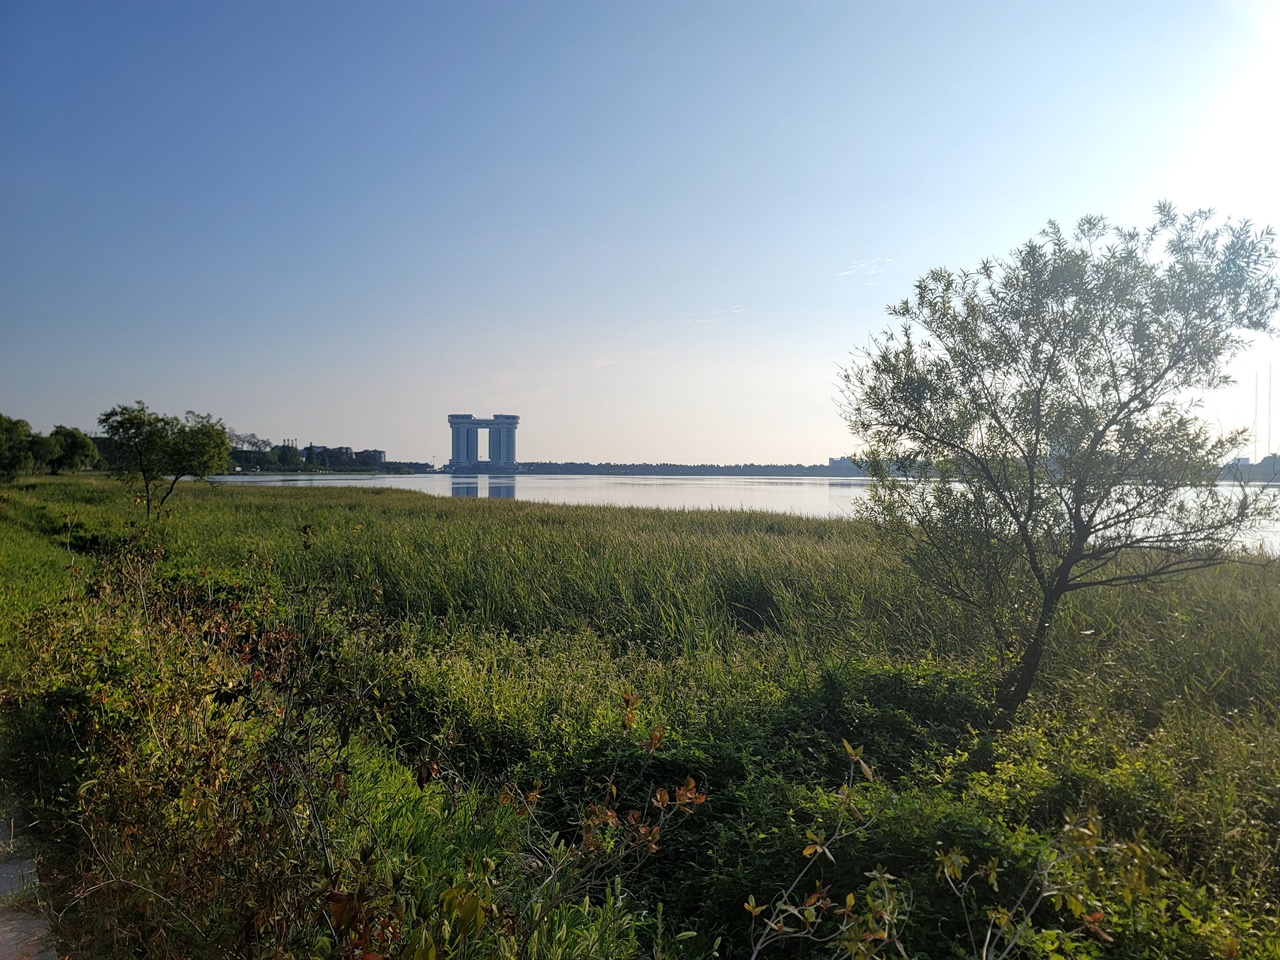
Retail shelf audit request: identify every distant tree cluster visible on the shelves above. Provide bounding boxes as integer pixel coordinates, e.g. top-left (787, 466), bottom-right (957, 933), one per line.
top-left (228, 430), bottom-right (273, 455)
top-left (222, 434), bottom-right (426, 473)
top-left (302, 444), bottom-right (387, 470)
top-left (0, 414), bottom-right (98, 480)
top-left (224, 430), bottom-right (300, 472)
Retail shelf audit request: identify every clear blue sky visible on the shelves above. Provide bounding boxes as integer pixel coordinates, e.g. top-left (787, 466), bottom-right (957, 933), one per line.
top-left (3, 0), bottom-right (1277, 464)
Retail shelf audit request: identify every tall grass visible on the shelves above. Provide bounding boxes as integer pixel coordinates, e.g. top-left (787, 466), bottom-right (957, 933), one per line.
top-left (16, 479), bottom-right (959, 660)
top-left (2, 476), bottom-right (1279, 957)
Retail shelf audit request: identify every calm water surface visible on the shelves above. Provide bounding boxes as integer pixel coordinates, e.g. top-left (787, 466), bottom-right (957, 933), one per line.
top-left (214, 473), bottom-right (871, 517)
top-left (212, 473), bottom-right (1279, 552)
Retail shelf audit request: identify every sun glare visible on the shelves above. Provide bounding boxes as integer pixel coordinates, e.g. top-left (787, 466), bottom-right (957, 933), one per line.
top-left (1159, 3), bottom-right (1280, 222)
top-left (1158, 4), bottom-right (1280, 451)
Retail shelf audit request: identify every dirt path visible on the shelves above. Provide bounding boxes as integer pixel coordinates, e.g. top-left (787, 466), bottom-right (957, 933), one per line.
top-left (0, 826), bottom-right (56, 960)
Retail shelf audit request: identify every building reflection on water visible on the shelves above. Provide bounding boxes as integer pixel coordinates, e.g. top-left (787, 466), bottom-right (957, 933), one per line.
top-left (450, 476), bottom-right (479, 498)
top-left (450, 475), bottom-right (515, 499)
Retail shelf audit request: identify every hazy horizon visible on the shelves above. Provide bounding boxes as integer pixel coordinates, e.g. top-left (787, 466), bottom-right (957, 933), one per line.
top-left (3, 1), bottom-right (1278, 464)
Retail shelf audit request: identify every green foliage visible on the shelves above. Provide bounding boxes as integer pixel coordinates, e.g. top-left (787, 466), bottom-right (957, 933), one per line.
top-left (47, 425), bottom-right (99, 475)
top-left (98, 401), bottom-right (230, 517)
top-left (842, 204), bottom-right (1280, 713)
top-left (1, 478), bottom-right (1278, 957)
top-left (0, 414), bottom-right (36, 479)
top-left (0, 418), bottom-right (99, 480)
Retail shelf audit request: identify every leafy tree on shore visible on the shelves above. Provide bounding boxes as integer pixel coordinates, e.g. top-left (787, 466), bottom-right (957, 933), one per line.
top-left (98, 402), bottom-right (230, 517)
top-left (0, 417), bottom-right (98, 478)
top-left (842, 204), bottom-right (1280, 715)
top-left (275, 443), bottom-right (302, 469)
top-left (47, 426), bottom-right (99, 475)
top-left (0, 415), bottom-right (35, 480)
top-left (25, 431), bottom-right (57, 474)
top-left (228, 430), bottom-right (272, 453)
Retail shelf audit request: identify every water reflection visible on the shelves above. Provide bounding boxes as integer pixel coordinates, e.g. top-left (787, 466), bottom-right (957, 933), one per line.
top-left (450, 476), bottom-right (479, 498)
top-left (449, 475), bottom-right (515, 499)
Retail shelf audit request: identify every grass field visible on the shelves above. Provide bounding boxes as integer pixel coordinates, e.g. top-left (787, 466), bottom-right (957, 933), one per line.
top-left (1, 476), bottom-right (1278, 958)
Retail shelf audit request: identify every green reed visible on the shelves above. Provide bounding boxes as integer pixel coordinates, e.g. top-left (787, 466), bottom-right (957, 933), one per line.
top-left (3, 476), bottom-right (1279, 957)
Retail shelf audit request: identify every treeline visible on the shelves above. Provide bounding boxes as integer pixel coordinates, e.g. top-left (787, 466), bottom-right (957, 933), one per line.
top-left (227, 431), bottom-right (434, 473)
top-left (228, 441), bottom-right (432, 474)
top-left (3, 406), bottom-right (433, 483)
top-left (2, 403), bottom-right (233, 518)
top-left (0, 414), bottom-right (98, 479)
top-left (225, 432), bottom-right (304, 472)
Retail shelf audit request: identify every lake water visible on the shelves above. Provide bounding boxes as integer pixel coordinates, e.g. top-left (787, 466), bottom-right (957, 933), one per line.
top-left (212, 473), bottom-right (1279, 553)
top-left (214, 473), bottom-right (872, 517)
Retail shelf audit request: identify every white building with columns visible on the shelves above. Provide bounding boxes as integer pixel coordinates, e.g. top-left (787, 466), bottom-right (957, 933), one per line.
top-left (448, 414), bottom-right (519, 470)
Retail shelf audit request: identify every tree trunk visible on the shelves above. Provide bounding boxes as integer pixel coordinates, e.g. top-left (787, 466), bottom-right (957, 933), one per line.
top-left (996, 592), bottom-right (1061, 715)
top-left (159, 472), bottom-right (184, 510)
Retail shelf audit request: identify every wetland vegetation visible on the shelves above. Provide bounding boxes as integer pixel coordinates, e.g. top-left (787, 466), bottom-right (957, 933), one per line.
top-left (1, 476), bottom-right (1278, 958)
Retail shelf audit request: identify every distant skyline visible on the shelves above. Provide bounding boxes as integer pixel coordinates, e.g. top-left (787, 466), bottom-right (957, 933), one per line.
top-left (2, 1), bottom-right (1278, 464)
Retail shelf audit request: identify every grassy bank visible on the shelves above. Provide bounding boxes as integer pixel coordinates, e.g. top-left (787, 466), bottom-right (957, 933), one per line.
top-left (1, 476), bottom-right (1278, 958)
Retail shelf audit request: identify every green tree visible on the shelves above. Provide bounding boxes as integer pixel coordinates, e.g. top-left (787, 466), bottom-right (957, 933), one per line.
top-left (98, 402), bottom-right (230, 517)
top-left (26, 431), bottom-right (56, 475)
top-left (274, 444), bottom-right (302, 470)
top-left (0, 415), bottom-right (35, 480)
top-left (48, 425), bottom-right (99, 475)
top-left (841, 205), bottom-right (1280, 715)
